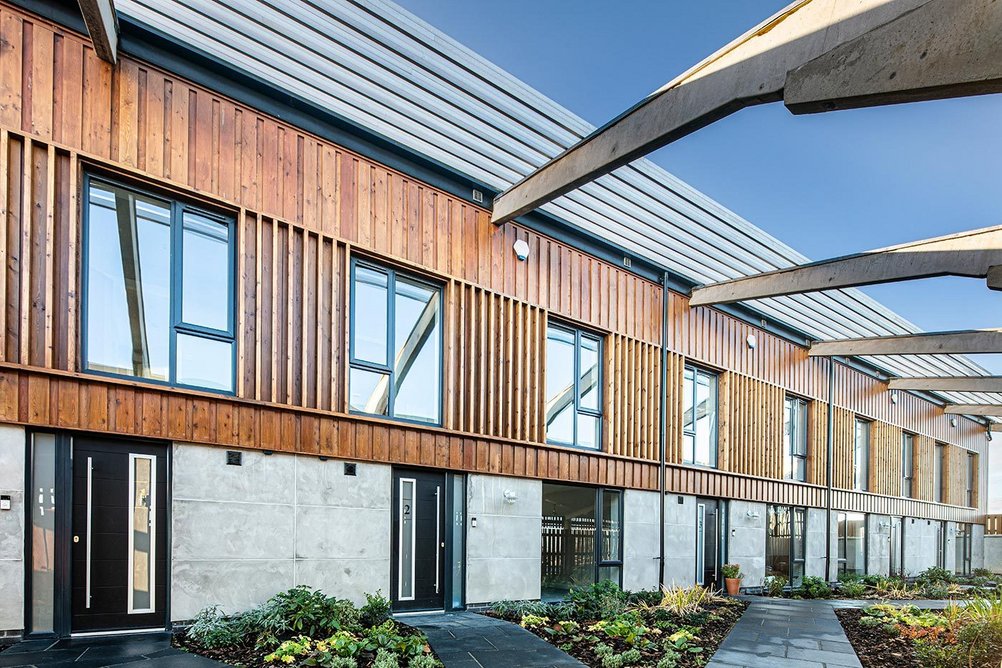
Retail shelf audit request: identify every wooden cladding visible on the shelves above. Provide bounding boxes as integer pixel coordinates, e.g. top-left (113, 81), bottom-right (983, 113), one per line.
top-left (914, 436), bottom-right (937, 502)
top-left (605, 334), bottom-right (661, 460)
top-left (869, 421), bottom-right (903, 497)
top-left (717, 373), bottom-right (784, 478)
top-left (987, 515), bottom-right (1002, 536)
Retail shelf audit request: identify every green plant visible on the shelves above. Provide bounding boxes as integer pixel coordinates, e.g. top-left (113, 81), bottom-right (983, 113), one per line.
top-left (798, 576), bottom-right (832, 599)
top-left (185, 605), bottom-right (245, 649)
top-left (647, 584), bottom-right (724, 615)
top-left (360, 591), bottom-right (392, 628)
top-left (763, 575), bottom-right (787, 597)
top-left (917, 567), bottom-right (955, 586)
top-left (489, 599), bottom-right (550, 619)
top-left (721, 563), bottom-right (742, 579)
top-left (373, 648), bottom-right (399, 668)
top-left (840, 580), bottom-right (867, 599)
top-left (520, 614), bottom-right (550, 629)
top-left (407, 655), bottom-right (440, 668)
top-left (568, 580), bottom-right (629, 620)
top-left (588, 613), bottom-right (655, 645)
top-left (594, 643), bottom-right (642, 668)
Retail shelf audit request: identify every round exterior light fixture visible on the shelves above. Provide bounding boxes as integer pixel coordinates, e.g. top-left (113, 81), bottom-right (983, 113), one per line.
top-left (513, 239), bottom-right (530, 262)
top-left (890, 392), bottom-right (898, 404)
top-left (746, 334), bottom-right (757, 350)
top-left (950, 417), bottom-right (958, 428)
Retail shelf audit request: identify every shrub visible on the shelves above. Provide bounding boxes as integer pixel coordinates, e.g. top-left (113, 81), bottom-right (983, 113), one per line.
top-left (588, 613), bottom-right (654, 645)
top-left (186, 606), bottom-right (245, 649)
top-left (408, 656), bottom-right (439, 668)
top-left (917, 567), bottom-right (954, 586)
top-left (520, 614), bottom-right (550, 629)
top-left (840, 581), bottom-right (867, 599)
top-left (721, 563), bottom-right (742, 579)
top-left (489, 599), bottom-right (550, 619)
top-left (373, 649), bottom-right (399, 668)
top-left (763, 575), bottom-right (787, 597)
top-left (798, 576), bottom-right (832, 599)
top-left (651, 584), bottom-right (723, 615)
top-left (568, 580), bottom-right (629, 620)
top-left (360, 591), bottom-right (392, 628)
top-left (594, 643), bottom-right (642, 668)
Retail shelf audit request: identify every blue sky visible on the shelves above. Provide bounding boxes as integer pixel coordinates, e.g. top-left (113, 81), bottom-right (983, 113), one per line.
top-left (394, 0), bottom-right (1002, 373)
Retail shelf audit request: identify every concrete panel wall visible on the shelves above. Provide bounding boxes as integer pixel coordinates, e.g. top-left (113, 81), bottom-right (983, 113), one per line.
top-left (465, 474), bottom-right (541, 604)
top-left (805, 508), bottom-right (828, 578)
top-left (622, 490), bottom-right (659, 592)
top-left (727, 501), bottom-right (766, 589)
top-left (663, 494), bottom-right (696, 586)
top-left (170, 444), bottom-right (390, 620)
top-left (866, 515), bottom-right (891, 577)
top-left (944, 522), bottom-right (958, 573)
top-left (985, 535), bottom-right (1002, 574)
top-left (971, 524), bottom-right (985, 572)
top-left (0, 426), bottom-right (25, 633)
top-left (902, 518), bottom-right (940, 576)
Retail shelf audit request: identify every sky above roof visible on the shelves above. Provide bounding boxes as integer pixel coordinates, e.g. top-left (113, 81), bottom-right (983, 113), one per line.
top-left (393, 0), bottom-right (1002, 374)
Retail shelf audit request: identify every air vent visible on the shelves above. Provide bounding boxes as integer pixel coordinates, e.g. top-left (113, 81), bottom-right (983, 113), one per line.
top-left (472, 189), bottom-right (484, 203)
top-left (344, 463), bottom-right (357, 476)
top-left (226, 450), bottom-right (242, 466)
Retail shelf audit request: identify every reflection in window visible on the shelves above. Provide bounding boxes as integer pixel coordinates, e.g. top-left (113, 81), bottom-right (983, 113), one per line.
top-left (784, 397), bottom-right (808, 481)
top-left (853, 419), bottom-right (870, 491)
top-left (934, 444), bottom-right (945, 503)
top-left (901, 433), bottom-right (915, 498)
top-left (889, 516), bottom-right (904, 577)
top-left (85, 180), bottom-right (234, 392)
top-left (30, 433), bottom-right (56, 633)
top-left (349, 262), bottom-right (441, 424)
top-left (965, 454), bottom-right (975, 508)
top-left (683, 366), bottom-right (718, 467)
top-left (766, 505), bottom-right (805, 587)
top-left (545, 325), bottom-right (602, 449)
top-left (955, 523), bottom-right (971, 575)
top-left (129, 455), bottom-right (155, 613)
top-left (837, 511), bottom-right (866, 576)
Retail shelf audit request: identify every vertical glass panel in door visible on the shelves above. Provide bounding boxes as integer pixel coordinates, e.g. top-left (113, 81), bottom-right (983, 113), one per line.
top-left (176, 333), bottom-right (233, 392)
top-left (30, 433), bottom-right (57, 634)
top-left (843, 513), bottom-right (866, 575)
top-left (766, 505), bottom-right (791, 580)
top-left (545, 328), bottom-right (576, 445)
top-left (86, 183), bottom-right (171, 380)
top-left (541, 483), bottom-right (596, 599)
top-left (889, 517), bottom-right (903, 577)
top-left (181, 212), bottom-right (230, 331)
top-left (449, 475), bottom-right (465, 610)
top-left (129, 456), bottom-right (155, 613)
top-left (393, 278), bottom-right (440, 423)
top-left (398, 479), bottom-right (415, 601)
top-left (353, 266), bottom-right (388, 365)
top-left (791, 508), bottom-right (805, 587)
top-left (600, 491), bottom-right (622, 564)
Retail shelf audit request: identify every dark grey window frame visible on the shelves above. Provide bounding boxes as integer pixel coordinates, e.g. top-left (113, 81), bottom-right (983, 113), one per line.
top-left (853, 418), bottom-right (871, 492)
top-left (784, 396), bottom-right (809, 482)
top-left (836, 511), bottom-right (868, 576)
top-left (934, 443), bottom-right (946, 504)
top-left (683, 365), bottom-right (719, 467)
top-left (766, 504), bottom-right (807, 587)
top-left (544, 322), bottom-right (603, 450)
top-left (348, 258), bottom-right (444, 426)
top-left (901, 432), bottom-right (915, 498)
top-left (81, 174), bottom-right (237, 394)
top-left (965, 453), bottom-right (975, 508)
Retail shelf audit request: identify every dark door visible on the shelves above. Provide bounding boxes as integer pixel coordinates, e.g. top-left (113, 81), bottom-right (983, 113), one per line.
top-left (392, 469), bottom-right (445, 611)
top-left (71, 438), bottom-right (168, 632)
top-left (696, 498), bottom-right (722, 590)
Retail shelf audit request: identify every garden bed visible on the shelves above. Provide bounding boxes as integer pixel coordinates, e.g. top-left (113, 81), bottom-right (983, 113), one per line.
top-left (487, 582), bottom-right (747, 668)
top-left (758, 568), bottom-right (1002, 602)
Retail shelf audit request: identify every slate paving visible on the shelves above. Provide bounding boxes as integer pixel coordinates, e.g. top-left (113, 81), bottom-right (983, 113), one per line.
top-left (403, 611), bottom-right (585, 668)
top-left (0, 633), bottom-right (226, 668)
top-left (707, 599), bottom-right (862, 668)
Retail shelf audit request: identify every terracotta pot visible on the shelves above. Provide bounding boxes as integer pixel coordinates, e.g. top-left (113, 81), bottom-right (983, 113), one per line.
top-left (724, 577), bottom-right (742, 596)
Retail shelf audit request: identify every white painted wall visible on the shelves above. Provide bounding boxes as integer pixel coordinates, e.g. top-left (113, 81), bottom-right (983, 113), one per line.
top-left (0, 426), bottom-right (25, 633)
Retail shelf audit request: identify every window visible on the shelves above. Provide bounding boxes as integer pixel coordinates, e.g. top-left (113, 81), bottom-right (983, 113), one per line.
top-left (837, 511), bottom-right (866, 576)
top-left (934, 444), bottom-right (945, 503)
top-left (889, 516), bottom-right (904, 577)
top-left (766, 505), bottom-right (806, 587)
top-left (84, 179), bottom-right (235, 392)
top-left (935, 521), bottom-right (946, 569)
top-left (349, 261), bottom-right (442, 424)
top-left (955, 524), bottom-right (972, 575)
top-left (545, 324), bottom-right (602, 449)
top-left (901, 433), bottom-right (915, 498)
top-left (966, 453), bottom-right (976, 507)
top-left (683, 366), bottom-right (718, 466)
top-left (784, 397), bottom-right (808, 481)
top-left (853, 419), bottom-right (870, 491)
top-left (541, 484), bottom-right (622, 600)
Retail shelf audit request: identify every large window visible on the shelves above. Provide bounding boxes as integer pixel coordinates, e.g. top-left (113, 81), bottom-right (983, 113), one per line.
top-left (683, 366), bottom-right (718, 467)
top-left (545, 324), bottom-right (602, 449)
top-left (349, 261), bottom-right (442, 424)
top-left (784, 397), bottom-right (808, 481)
top-left (966, 453), bottom-right (976, 507)
top-left (934, 444), bottom-right (945, 503)
top-left (853, 419), bottom-right (870, 491)
top-left (837, 512), bottom-right (866, 576)
top-left (935, 520), bottom-right (946, 569)
top-left (766, 505), bottom-right (806, 587)
top-left (84, 179), bottom-right (235, 392)
top-left (541, 484), bottom-right (622, 600)
top-left (955, 523), bottom-right (972, 576)
top-left (889, 516), bottom-right (904, 578)
top-left (901, 433), bottom-right (915, 498)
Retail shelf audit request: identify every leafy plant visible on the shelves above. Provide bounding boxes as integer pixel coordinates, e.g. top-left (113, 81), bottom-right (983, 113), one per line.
top-left (520, 614), bottom-right (550, 629)
top-left (797, 576), bottom-right (832, 599)
top-left (568, 580), bottom-right (629, 620)
top-left (840, 580), bottom-right (867, 599)
top-left (186, 605), bottom-right (245, 649)
top-left (407, 656), bottom-right (440, 668)
top-left (647, 584), bottom-right (724, 615)
top-left (594, 643), bottom-right (642, 668)
top-left (917, 567), bottom-right (955, 586)
top-left (489, 599), bottom-right (550, 619)
top-left (360, 591), bottom-right (392, 628)
top-left (763, 575), bottom-right (787, 597)
top-left (373, 649), bottom-right (399, 668)
top-left (721, 563), bottom-right (742, 579)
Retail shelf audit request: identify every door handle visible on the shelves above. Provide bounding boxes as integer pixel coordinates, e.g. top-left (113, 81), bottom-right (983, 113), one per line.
top-left (435, 486), bottom-right (441, 595)
top-left (86, 456), bottom-right (92, 608)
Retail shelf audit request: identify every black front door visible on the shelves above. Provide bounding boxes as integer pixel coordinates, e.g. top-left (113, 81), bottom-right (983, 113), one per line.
top-left (696, 498), bottom-right (723, 590)
top-left (392, 469), bottom-right (445, 611)
top-left (71, 438), bottom-right (168, 632)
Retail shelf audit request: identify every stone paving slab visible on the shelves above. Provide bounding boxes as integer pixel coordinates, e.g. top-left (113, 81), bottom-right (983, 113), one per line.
top-left (0, 634), bottom-right (226, 668)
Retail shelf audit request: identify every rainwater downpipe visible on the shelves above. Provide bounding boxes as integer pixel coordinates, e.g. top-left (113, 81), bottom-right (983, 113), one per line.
top-left (658, 273), bottom-right (669, 586)
top-left (825, 356), bottom-right (835, 581)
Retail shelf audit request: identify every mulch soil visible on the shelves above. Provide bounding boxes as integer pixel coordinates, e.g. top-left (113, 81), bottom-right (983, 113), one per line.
top-left (489, 600), bottom-right (748, 668)
top-left (835, 608), bottom-right (923, 668)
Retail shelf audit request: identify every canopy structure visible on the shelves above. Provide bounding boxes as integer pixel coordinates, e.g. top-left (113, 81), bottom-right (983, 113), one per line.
top-left (77, 0), bottom-right (118, 63)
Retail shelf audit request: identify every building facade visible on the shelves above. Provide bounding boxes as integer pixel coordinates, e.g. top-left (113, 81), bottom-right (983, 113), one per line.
top-left (0, 0), bottom-right (990, 639)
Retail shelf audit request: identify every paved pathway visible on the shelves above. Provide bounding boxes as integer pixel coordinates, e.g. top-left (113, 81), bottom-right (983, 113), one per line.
top-left (403, 611), bottom-right (584, 668)
top-left (707, 599), bottom-right (862, 668)
top-left (0, 633), bottom-right (225, 668)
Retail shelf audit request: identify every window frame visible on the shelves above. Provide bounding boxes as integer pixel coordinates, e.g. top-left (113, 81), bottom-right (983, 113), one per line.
top-left (682, 365), bottom-right (719, 467)
top-left (784, 396), bottom-right (809, 482)
top-left (81, 174), bottom-right (237, 394)
top-left (544, 321), bottom-right (604, 450)
top-left (348, 258), bottom-right (444, 426)
top-left (965, 453), bottom-right (975, 508)
top-left (901, 432), bottom-right (915, 498)
top-left (934, 443), bottom-right (945, 504)
top-left (853, 418), bottom-right (871, 492)
top-left (836, 511), bottom-right (867, 576)
top-left (766, 504), bottom-right (807, 587)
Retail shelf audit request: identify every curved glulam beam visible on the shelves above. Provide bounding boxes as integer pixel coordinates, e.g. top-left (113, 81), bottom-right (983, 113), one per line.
top-left (944, 404), bottom-right (1002, 416)
top-left (689, 226), bottom-right (1002, 307)
top-left (78, 0), bottom-right (118, 64)
top-left (888, 376), bottom-right (1002, 392)
top-left (808, 329), bottom-right (1002, 357)
top-left (492, 0), bottom-right (1002, 224)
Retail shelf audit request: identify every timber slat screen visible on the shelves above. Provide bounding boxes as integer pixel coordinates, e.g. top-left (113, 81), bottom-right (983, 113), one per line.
top-left (0, 2), bottom-right (987, 524)
top-left (987, 515), bottom-right (1002, 536)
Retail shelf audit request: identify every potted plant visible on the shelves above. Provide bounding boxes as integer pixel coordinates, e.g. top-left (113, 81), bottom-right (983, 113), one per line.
top-left (722, 563), bottom-right (743, 595)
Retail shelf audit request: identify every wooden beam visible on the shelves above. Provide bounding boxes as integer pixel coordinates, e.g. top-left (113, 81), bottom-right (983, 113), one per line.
top-left (690, 226), bottom-right (1002, 306)
top-left (944, 404), bottom-right (1002, 416)
top-left (492, 0), bottom-right (1002, 224)
top-left (991, 422), bottom-right (1002, 433)
top-left (77, 0), bottom-right (118, 64)
top-left (808, 329), bottom-right (1002, 357)
top-left (888, 376), bottom-right (1002, 392)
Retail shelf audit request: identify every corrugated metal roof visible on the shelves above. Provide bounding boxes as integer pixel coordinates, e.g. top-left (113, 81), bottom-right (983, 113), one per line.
top-left (116, 0), bottom-right (996, 407)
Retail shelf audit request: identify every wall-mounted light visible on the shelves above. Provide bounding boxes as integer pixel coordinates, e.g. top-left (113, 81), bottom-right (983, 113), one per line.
top-left (503, 489), bottom-right (518, 504)
top-left (890, 392), bottom-right (898, 405)
top-left (878, 521), bottom-right (891, 531)
top-left (513, 239), bottom-right (530, 262)
top-left (746, 334), bottom-right (757, 350)
top-left (745, 510), bottom-right (761, 519)
top-left (951, 417), bottom-right (958, 428)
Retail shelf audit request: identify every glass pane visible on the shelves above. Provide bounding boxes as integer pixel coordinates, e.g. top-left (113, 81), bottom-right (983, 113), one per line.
top-left (682, 367), bottom-right (695, 433)
top-left (766, 505), bottom-right (791, 579)
top-left (176, 334), bottom-right (233, 392)
top-left (181, 212), bottom-right (230, 331)
top-left (86, 183), bottom-right (171, 380)
top-left (694, 372), bottom-right (716, 466)
top-left (353, 266), bottom-right (388, 365)
top-left (598, 565), bottom-right (621, 586)
top-left (30, 433), bottom-right (56, 633)
top-left (844, 512), bottom-right (866, 576)
top-left (682, 434), bottom-right (695, 465)
top-left (579, 336), bottom-right (600, 411)
top-left (577, 413), bottom-right (600, 449)
top-left (350, 367), bottom-right (389, 416)
top-left (450, 475), bottom-right (465, 610)
top-left (793, 457), bottom-right (806, 482)
top-left (130, 456), bottom-right (154, 613)
top-left (399, 479), bottom-right (414, 600)
top-left (854, 421), bottom-right (869, 490)
top-left (542, 483), bottom-right (596, 600)
top-left (546, 327), bottom-right (576, 445)
top-left (793, 509), bottom-right (806, 562)
top-left (393, 278), bottom-right (441, 423)
top-left (601, 491), bottom-right (622, 562)
top-left (796, 401), bottom-right (808, 456)
top-left (783, 400), bottom-right (793, 478)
